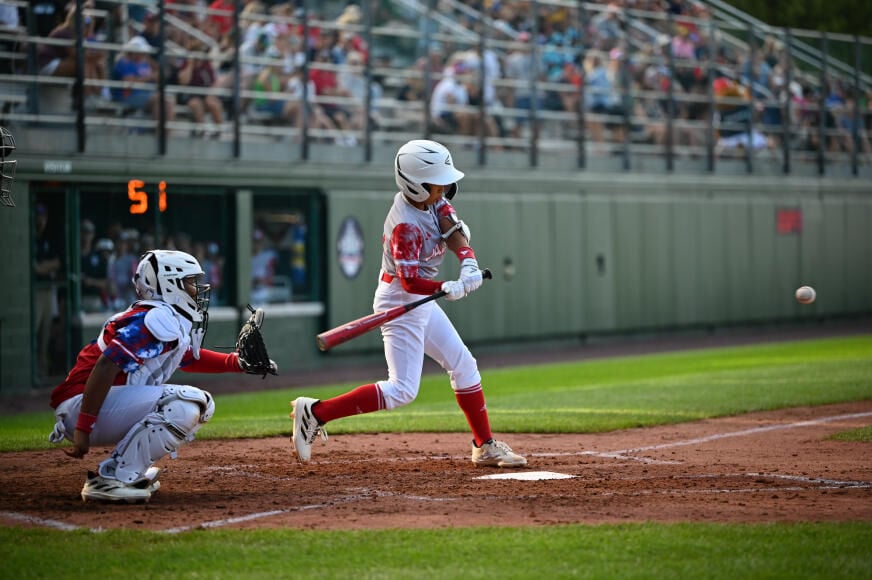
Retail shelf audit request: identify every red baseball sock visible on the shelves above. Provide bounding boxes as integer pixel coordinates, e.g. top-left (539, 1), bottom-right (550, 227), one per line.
top-left (313, 383), bottom-right (384, 423)
top-left (455, 384), bottom-right (493, 447)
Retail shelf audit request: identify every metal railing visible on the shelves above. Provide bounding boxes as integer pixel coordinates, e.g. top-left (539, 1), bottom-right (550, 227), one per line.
top-left (1, 0), bottom-right (869, 177)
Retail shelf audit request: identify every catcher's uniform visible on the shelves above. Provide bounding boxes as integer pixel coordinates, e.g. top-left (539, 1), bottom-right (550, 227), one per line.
top-left (49, 301), bottom-right (239, 483)
top-left (375, 193), bottom-right (481, 409)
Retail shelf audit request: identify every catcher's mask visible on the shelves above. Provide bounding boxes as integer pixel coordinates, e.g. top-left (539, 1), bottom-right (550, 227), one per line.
top-left (0, 126), bottom-right (16, 207)
top-left (134, 250), bottom-right (211, 356)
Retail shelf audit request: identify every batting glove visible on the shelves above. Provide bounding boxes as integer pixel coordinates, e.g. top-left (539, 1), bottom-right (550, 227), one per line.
top-left (459, 258), bottom-right (483, 294)
top-left (441, 279), bottom-right (466, 301)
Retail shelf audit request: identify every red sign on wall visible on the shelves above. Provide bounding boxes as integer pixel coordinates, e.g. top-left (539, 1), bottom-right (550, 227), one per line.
top-left (776, 208), bottom-right (803, 234)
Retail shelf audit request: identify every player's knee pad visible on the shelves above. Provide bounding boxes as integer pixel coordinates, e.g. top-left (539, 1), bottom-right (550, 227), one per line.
top-left (159, 385), bottom-right (215, 424)
top-left (100, 387), bottom-right (214, 484)
top-left (377, 379), bottom-right (419, 410)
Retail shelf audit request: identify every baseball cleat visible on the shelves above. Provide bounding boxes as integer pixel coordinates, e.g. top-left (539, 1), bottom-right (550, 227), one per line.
top-left (289, 397), bottom-right (327, 463)
top-left (80, 471), bottom-right (153, 503)
top-left (143, 466), bottom-right (161, 494)
top-left (471, 439), bottom-right (527, 468)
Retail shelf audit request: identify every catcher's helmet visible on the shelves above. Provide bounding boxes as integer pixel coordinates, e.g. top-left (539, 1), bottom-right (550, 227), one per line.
top-left (133, 250), bottom-right (211, 323)
top-left (394, 139), bottom-right (464, 203)
top-left (0, 126), bottom-right (16, 207)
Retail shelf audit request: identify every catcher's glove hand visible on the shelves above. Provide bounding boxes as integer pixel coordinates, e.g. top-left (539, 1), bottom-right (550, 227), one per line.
top-left (236, 305), bottom-right (278, 378)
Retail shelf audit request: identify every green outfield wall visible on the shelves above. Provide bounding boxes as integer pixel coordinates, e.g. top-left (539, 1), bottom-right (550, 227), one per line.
top-left (1, 157), bottom-right (870, 395)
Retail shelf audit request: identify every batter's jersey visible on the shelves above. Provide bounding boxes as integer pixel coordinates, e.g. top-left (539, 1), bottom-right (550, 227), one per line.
top-left (380, 192), bottom-right (458, 280)
top-left (50, 301), bottom-right (206, 409)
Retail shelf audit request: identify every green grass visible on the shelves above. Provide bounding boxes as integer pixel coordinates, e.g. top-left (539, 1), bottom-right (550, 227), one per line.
top-left (830, 425), bottom-right (872, 442)
top-left (4, 336), bottom-right (871, 451)
top-left (2, 335), bottom-right (871, 578)
top-left (1, 523), bottom-right (870, 579)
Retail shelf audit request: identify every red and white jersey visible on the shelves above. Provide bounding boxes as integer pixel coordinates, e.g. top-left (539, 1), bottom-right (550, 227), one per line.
top-left (380, 193), bottom-right (457, 280)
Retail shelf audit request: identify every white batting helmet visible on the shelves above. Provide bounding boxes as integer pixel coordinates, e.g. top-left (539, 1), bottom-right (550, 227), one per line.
top-left (394, 139), bottom-right (464, 203)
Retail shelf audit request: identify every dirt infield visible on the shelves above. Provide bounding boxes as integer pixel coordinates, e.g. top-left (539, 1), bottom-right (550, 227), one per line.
top-left (1, 401), bottom-right (870, 532)
top-left (2, 321), bottom-right (870, 531)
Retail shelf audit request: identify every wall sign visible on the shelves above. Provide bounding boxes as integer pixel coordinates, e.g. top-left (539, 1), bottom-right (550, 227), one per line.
top-left (336, 216), bottom-right (364, 280)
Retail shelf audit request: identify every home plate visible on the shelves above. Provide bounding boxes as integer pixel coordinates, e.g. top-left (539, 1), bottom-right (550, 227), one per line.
top-left (475, 471), bottom-right (576, 481)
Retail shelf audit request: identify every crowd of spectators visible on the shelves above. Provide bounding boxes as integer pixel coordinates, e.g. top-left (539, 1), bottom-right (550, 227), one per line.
top-left (74, 218), bottom-right (226, 313)
top-left (2, 0), bottom-right (870, 159)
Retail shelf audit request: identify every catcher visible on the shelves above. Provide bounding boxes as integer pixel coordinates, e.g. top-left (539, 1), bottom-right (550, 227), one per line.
top-left (48, 250), bottom-right (277, 503)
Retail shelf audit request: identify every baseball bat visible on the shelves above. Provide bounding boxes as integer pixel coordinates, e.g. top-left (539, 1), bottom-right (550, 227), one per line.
top-left (317, 269), bottom-right (492, 351)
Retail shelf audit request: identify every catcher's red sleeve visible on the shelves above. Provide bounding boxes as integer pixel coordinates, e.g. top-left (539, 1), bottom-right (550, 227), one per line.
top-left (181, 349), bottom-right (241, 373)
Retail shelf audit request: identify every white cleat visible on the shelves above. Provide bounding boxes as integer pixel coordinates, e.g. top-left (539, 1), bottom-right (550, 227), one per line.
top-left (471, 439), bottom-right (527, 468)
top-left (143, 466), bottom-right (161, 494)
top-left (290, 397), bottom-right (327, 463)
top-left (81, 471), bottom-right (153, 503)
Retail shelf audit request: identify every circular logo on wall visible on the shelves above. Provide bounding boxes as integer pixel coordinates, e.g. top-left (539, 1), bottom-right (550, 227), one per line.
top-left (337, 216), bottom-right (364, 279)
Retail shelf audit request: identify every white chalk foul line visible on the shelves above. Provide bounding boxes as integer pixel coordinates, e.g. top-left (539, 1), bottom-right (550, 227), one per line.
top-left (745, 472), bottom-right (872, 489)
top-left (532, 411), bottom-right (872, 463)
top-left (160, 490), bottom-right (460, 534)
top-left (0, 510), bottom-right (87, 532)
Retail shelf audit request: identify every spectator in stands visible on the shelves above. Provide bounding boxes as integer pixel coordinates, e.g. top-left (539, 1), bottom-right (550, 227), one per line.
top-left (713, 76), bottom-right (770, 156)
top-left (740, 52), bottom-right (772, 100)
top-left (251, 46), bottom-right (300, 124)
top-left (285, 67), bottom-right (341, 137)
top-left (80, 221), bottom-right (110, 313)
top-left (430, 61), bottom-right (474, 136)
top-left (589, 3), bottom-right (623, 52)
top-left (0, 2), bottom-right (24, 75)
top-left (33, 203), bottom-right (61, 382)
top-left (175, 35), bottom-right (225, 137)
top-left (139, 11), bottom-right (161, 48)
top-left (584, 53), bottom-right (624, 144)
top-left (334, 4), bottom-right (369, 64)
top-left (236, 29), bottom-right (272, 93)
top-left (337, 50), bottom-right (381, 132)
top-left (208, 0), bottom-right (235, 39)
top-left (671, 25), bottom-right (698, 92)
top-left (250, 228), bottom-right (277, 306)
top-left (504, 32), bottom-right (544, 139)
top-left (200, 241), bottom-right (225, 306)
top-left (108, 230), bottom-right (138, 309)
top-left (462, 45), bottom-right (506, 137)
top-left (309, 48), bottom-right (355, 143)
top-left (37, 1), bottom-right (107, 100)
top-left (111, 36), bottom-right (177, 125)
top-left (0, 3), bottom-right (18, 29)
top-left (240, 1), bottom-right (269, 45)
top-left (833, 90), bottom-right (872, 160)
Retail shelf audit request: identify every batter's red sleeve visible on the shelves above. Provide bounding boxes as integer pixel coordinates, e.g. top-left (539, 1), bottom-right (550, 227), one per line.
top-left (399, 275), bottom-right (443, 295)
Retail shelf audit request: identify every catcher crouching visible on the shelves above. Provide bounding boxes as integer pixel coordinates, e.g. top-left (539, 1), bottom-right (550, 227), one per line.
top-left (48, 250), bottom-right (277, 503)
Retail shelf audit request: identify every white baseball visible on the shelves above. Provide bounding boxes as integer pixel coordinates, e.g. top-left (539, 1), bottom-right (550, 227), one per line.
top-left (795, 285), bottom-right (816, 304)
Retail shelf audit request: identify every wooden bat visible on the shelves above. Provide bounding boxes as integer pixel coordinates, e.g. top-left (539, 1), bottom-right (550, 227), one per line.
top-left (317, 269), bottom-right (492, 351)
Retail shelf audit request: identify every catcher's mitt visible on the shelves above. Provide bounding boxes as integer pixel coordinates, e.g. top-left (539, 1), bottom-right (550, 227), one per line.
top-left (237, 305), bottom-right (278, 378)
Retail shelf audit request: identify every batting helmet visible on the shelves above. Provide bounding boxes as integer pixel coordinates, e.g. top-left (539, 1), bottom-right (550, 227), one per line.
top-left (0, 126), bottom-right (16, 208)
top-left (394, 139), bottom-right (464, 203)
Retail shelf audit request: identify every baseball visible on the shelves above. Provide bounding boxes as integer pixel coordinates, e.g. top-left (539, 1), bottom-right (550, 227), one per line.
top-left (795, 285), bottom-right (816, 304)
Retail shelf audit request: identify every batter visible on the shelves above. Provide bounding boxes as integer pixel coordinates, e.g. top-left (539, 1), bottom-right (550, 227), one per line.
top-left (291, 139), bottom-right (526, 468)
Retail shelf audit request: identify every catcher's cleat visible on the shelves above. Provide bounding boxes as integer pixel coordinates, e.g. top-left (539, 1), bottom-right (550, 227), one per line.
top-left (81, 471), bottom-right (153, 503)
top-left (143, 466), bottom-right (161, 495)
top-left (290, 397), bottom-right (327, 463)
top-left (471, 439), bottom-right (527, 468)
